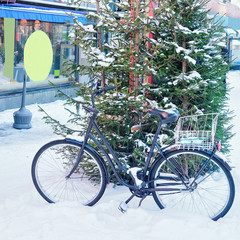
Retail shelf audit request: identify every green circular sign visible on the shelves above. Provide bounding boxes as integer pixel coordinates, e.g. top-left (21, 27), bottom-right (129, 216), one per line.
top-left (24, 31), bottom-right (53, 82)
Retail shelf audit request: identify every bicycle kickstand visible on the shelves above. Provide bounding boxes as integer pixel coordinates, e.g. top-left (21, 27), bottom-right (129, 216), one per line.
top-left (118, 192), bottom-right (136, 213)
top-left (138, 193), bottom-right (148, 208)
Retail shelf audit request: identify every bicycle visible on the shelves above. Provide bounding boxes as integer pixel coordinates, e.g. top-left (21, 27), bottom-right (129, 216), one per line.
top-left (31, 86), bottom-right (235, 221)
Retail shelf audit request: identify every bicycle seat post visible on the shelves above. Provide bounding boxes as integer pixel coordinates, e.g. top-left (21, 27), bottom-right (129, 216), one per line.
top-left (143, 119), bottom-right (162, 175)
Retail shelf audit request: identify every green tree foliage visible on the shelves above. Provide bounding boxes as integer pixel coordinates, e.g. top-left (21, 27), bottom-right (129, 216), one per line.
top-left (45, 0), bottom-right (168, 166)
top-left (42, 0), bottom-right (233, 175)
top-left (150, 0), bottom-right (233, 152)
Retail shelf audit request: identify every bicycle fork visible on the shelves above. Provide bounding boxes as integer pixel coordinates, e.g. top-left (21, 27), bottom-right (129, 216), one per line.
top-left (66, 117), bottom-right (95, 179)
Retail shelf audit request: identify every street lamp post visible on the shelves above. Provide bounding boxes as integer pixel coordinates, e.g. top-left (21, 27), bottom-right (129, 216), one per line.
top-left (12, 30), bottom-right (53, 129)
top-left (13, 73), bottom-right (32, 129)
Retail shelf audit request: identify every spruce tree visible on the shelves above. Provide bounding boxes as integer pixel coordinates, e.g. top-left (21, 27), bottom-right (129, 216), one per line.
top-left (149, 0), bottom-right (233, 153)
top-left (41, 0), bottom-right (233, 179)
top-left (42, 0), bottom-right (166, 171)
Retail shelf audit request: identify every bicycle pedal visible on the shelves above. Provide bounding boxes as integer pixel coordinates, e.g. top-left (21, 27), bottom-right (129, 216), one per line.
top-left (118, 201), bottom-right (128, 213)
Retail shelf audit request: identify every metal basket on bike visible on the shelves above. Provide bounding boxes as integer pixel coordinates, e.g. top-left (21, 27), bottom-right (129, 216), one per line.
top-left (174, 113), bottom-right (219, 150)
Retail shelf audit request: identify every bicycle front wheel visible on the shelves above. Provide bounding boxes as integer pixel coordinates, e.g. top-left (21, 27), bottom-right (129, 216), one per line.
top-left (149, 149), bottom-right (235, 220)
top-left (32, 139), bottom-right (107, 206)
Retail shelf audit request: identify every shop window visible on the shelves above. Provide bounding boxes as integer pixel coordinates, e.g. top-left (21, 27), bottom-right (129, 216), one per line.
top-left (0, 18), bottom-right (78, 91)
top-left (230, 39), bottom-right (240, 66)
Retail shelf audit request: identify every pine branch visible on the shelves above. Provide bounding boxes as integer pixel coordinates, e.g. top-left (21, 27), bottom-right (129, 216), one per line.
top-left (39, 106), bottom-right (84, 136)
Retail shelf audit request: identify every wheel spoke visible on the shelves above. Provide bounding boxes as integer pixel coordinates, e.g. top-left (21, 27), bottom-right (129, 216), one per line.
top-left (150, 150), bottom-right (234, 220)
top-left (32, 140), bottom-right (106, 205)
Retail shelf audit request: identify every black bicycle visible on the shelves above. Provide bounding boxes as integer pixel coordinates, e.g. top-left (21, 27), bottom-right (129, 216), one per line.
top-left (31, 86), bottom-right (235, 221)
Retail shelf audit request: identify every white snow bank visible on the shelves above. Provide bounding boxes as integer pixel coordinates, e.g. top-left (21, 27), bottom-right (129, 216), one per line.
top-left (0, 71), bottom-right (240, 239)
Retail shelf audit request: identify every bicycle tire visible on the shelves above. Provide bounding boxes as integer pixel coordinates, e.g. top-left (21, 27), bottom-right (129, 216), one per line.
top-left (32, 139), bottom-right (107, 206)
top-left (149, 149), bottom-right (235, 221)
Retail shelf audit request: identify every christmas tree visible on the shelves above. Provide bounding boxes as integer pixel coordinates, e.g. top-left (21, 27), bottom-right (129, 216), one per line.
top-left (41, 0), bottom-right (233, 177)
top-left (150, 0), bottom-right (233, 152)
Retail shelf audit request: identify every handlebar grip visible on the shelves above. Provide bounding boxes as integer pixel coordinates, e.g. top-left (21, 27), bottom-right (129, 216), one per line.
top-left (103, 85), bottom-right (116, 92)
top-left (94, 85), bottom-right (116, 96)
top-left (91, 85), bottom-right (116, 108)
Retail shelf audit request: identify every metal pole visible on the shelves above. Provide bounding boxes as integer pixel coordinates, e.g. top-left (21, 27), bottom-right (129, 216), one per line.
top-left (21, 74), bottom-right (27, 109)
top-left (13, 73), bottom-right (32, 129)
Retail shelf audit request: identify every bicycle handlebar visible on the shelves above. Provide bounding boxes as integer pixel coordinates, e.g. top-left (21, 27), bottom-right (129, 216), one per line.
top-left (91, 85), bottom-right (116, 108)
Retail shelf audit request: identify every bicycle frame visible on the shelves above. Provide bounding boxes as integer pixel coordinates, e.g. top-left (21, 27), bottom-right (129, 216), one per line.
top-left (31, 84), bottom-right (235, 220)
top-left (65, 87), bottom-right (220, 194)
top-left (66, 110), bottom-right (143, 188)
top-left (66, 108), bottom-right (189, 192)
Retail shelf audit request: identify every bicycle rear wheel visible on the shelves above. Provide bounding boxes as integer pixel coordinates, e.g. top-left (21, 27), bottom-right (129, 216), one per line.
top-left (32, 139), bottom-right (107, 206)
top-left (149, 149), bottom-right (235, 220)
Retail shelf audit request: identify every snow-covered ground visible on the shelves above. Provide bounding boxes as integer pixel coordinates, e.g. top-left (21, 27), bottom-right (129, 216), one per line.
top-left (0, 71), bottom-right (240, 240)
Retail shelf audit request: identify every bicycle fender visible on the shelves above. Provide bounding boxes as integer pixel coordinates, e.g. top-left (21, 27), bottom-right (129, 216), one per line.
top-left (65, 138), bottom-right (110, 183)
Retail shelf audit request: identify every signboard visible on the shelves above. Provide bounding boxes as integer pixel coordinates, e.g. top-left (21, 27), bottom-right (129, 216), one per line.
top-left (24, 31), bottom-right (53, 82)
top-left (18, 1), bottom-right (96, 9)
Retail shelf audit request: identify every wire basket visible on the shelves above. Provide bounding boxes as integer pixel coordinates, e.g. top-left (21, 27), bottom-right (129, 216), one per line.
top-left (174, 113), bottom-right (219, 150)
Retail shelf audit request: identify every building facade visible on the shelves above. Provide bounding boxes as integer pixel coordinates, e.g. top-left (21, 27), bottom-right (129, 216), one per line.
top-left (0, 0), bottom-right (94, 111)
top-left (207, 0), bottom-right (240, 68)
top-left (0, 0), bottom-right (240, 111)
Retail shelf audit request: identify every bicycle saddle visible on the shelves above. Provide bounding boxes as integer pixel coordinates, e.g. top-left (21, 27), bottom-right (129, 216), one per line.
top-left (149, 109), bottom-right (179, 124)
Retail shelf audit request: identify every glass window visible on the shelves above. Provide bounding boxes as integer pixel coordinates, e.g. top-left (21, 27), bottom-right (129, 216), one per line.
top-left (230, 39), bottom-right (240, 65)
top-left (0, 18), bottom-right (77, 91)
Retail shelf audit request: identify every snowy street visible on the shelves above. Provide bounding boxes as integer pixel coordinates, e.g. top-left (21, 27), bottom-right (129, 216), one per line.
top-left (0, 71), bottom-right (240, 240)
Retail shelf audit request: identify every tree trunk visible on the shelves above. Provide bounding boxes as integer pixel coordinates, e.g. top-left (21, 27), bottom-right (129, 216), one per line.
top-left (134, 0), bottom-right (140, 90)
top-left (182, 36), bottom-right (188, 111)
top-left (144, 0), bottom-right (154, 84)
top-left (182, 37), bottom-right (187, 74)
top-left (96, 0), bottom-right (105, 88)
top-left (129, 0), bottom-right (141, 94)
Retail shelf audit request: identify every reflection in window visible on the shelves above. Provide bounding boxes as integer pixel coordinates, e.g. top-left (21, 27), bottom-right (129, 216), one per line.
top-left (15, 19), bottom-right (29, 67)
